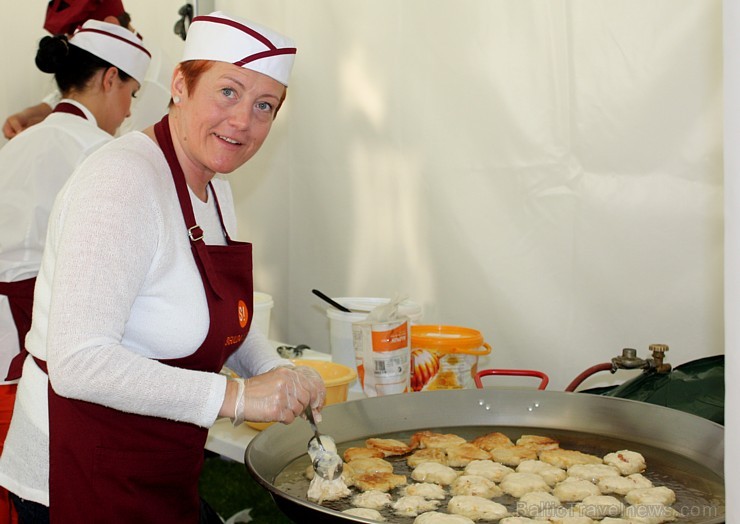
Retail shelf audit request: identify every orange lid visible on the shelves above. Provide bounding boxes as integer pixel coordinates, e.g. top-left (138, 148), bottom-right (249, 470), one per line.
top-left (411, 325), bottom-right (491, 356)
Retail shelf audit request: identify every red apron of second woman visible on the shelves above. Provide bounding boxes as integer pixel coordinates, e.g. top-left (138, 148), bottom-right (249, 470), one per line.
top-left (45, 115), bottom-right (255, 523)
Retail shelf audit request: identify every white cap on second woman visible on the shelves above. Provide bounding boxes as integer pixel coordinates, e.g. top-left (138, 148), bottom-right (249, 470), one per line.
top-left (68, 19), bottom-right (151, 85)
top-left (181, 11), bottom-right (296, 86)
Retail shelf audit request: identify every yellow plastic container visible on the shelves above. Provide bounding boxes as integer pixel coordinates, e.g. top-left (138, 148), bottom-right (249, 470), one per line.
top-left (410, 325), bottom-right (492, 391)
top-left (246, 359), bottom-right (357, 431)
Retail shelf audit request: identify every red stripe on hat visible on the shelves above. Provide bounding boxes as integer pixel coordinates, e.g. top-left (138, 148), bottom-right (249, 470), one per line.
top-left (74, 27), bottom-right (151, 58)
top-left (192, 15), bottom-right (286, 51)
top-left (234, 47), bottom-right (297, 68)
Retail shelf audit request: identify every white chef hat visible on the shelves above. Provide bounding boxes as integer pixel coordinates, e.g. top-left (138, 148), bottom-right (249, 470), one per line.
top-left (181, 11), bottom-right (296, 86)
top-left (69, 19), bottom-right (151, 85)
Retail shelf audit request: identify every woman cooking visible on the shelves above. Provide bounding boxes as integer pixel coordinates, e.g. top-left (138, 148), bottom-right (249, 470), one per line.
top-left (0, 11), bottom-right (325, 524)
top-left (0, 19), bottom-right (150, 523)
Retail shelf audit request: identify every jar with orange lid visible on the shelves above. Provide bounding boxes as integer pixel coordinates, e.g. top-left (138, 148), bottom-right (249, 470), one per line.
top-left (410, 325), bottom-right (492, 391)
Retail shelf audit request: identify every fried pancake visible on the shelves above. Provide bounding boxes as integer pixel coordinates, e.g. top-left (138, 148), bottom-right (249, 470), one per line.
top-left (393, 495), bottom-right (440, 517)
top-left (407, 448), bottom-right (448, 468)
top-left (539, 449), bottom-right (603, 469)
top-left (471, 431), bottom-right (515, 451)
top-left (450, 474), bottom-right (503, 498)
top-left (353, 471), bottom-right (408, 492)
top-left (516, 460), bottom-right (567, 486)
top-left (403, 482), bottom-right (448, 500)
top-left (603, 450), bottom-right (646, 475)
top-left (598, 473), bottom-right (653, 496)
top-left (345, 457), bottom-right (394, 476)
top-left (447, 495), bottom-right (510, 521)
top-left (411, 431), bottom-right (467, 449)
top-left (516, 434), bottom-right (560, 451)
top-left (574, 495), bottom-right (625, 520)
top-left (343, 446), bottom-right (386, 462)
top-left (411, 462), bottom-right (460, 485)
top-left (552, 478), bottom-right (601, 502)
top-left (567, 464), bottom-right (621, 483)
top-left (500, 472), bottom-right (551, 498)
top-left (366, 437), bottom-right (416, 456)
top-left (464, 459), bottom-right (514, 482)
top-left (624, 486), bottom-right (676, 506)
top-left (351, 489), bottom-right (393, 510)
top-left (306, 474), bottom-right (351, 503)
top-left (411, 430), bottom-right (468, 450)
top-left (490, 445), bottom-right (538, 466)
top-left (445, 443), bottom-right (491, 467)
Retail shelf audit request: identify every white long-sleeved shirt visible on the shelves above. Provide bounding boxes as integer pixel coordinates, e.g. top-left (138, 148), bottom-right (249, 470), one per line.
top-left (0, 131), bottom-right (288, 505)
top-left (0, 100), bottom-right (110, 384)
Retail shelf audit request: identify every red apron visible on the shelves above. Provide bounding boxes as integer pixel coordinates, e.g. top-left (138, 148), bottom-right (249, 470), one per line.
top-left (0, 279), bottom-right (35, 381)
top-left (46, 114), bottom-right (254, 523)
top-left (1, 103), bottom-right (87, 382)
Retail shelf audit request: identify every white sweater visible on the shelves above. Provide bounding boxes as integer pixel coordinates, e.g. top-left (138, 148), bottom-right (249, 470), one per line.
top-left (0, 131), bottom-right (289, 505)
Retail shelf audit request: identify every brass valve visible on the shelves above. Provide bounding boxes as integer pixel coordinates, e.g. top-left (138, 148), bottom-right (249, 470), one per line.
top-left (648, 343), bottom-right (672, 374)
top-left (611, 344), bottom-right (671, 374)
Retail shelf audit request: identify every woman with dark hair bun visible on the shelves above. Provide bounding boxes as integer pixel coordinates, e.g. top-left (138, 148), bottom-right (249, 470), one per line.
top-left (35, 33), bottom-right (135, 95)
top-left (0, 20), bottom-right (150, 523)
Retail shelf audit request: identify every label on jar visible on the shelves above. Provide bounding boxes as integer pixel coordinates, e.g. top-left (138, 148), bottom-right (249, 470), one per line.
top-left (411, 349), bottom-right (479, 391)
top-left (353, 319), bottom-right (411, 397)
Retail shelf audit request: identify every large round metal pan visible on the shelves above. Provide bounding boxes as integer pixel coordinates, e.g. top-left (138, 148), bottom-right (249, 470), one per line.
top-left (245, 389), bottom-right (724, 523)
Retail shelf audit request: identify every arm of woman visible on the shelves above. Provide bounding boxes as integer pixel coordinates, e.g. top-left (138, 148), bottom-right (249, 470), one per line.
top-left (223, 329), bottom-right (291, 377)
top-left (45, 139), bottom-right (227, 428)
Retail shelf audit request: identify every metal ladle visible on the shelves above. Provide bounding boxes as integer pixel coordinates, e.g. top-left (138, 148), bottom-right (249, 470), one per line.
top-left (305, 406), bottom-right (343, 480)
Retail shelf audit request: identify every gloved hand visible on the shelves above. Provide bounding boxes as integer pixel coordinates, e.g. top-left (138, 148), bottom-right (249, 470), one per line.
top-left (235, 365), bottom-right (326, 425)
top-left (292, 365), bottom-right (327, 413)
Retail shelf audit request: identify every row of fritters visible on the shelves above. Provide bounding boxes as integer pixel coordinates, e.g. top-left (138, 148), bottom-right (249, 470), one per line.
top-left (306, 430), bottom-right (679, 523)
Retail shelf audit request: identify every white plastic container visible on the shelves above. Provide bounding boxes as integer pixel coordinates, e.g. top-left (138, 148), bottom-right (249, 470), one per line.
top-left (327, 297), bottom-right (422, 389)
top-left (251, 291), bottom-right (274, 338)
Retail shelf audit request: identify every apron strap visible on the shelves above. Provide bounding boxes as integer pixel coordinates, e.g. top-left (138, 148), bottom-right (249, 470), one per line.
top-left (0, 278), bottom-right (37, 381)
top-left (52, 102), bottom-right (87, 120)
top-left (153, 115), bottom-right (226, 300)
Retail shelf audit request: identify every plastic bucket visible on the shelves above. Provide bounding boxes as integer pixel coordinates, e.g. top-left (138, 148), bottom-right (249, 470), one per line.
top-left (251, 292), bottom-right (274, 338)
top-left (410, 325), bottom-right (492, 391)
top-left (326, 297), bottom-right (423, 381)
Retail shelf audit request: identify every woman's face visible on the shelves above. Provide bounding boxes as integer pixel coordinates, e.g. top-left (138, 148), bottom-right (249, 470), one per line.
top-left (99, 73), bottom-right (139, 136)
top-left (170, 61), bottom-right (286, 179)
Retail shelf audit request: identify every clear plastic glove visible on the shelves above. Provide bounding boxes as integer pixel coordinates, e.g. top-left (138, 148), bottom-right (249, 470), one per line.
top-left (292, 365), bottom-right (327, 420)
top-left (239, 366), bottom-right (325, 424)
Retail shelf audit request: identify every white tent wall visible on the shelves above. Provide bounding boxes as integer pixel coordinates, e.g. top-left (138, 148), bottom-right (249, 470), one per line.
top-left (1, 2), bottom-right (54, 131)
top-left (0, 3), bottom-right (722, 390)
top-left (215, 0), bottom-right (723, 390)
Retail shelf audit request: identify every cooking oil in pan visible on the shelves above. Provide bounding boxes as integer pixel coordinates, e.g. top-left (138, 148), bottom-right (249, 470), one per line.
top-left (273, 425), bottom-right (724, 523)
